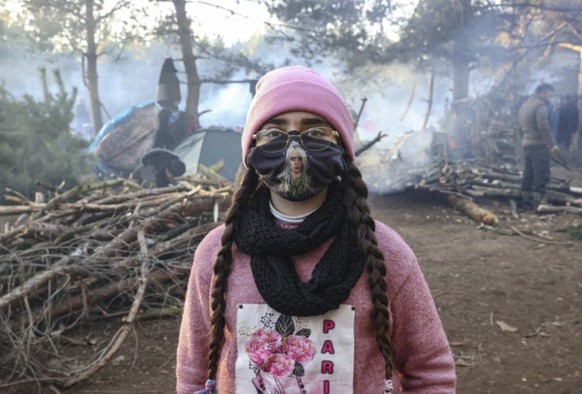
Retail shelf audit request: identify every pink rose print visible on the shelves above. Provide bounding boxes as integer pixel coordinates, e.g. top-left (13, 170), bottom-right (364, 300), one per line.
top-left (263, 353), bottom-right (295, 378)
top-left (246, 314), bottom-right (317, 392)
top-left (283, 335), bottom-right (316, 364)
top-left (246, 329), bottom-right (283, 367)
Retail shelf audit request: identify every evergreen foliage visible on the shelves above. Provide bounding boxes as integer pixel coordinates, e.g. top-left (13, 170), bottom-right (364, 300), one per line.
top-left (564, 224), bottom-right (582, 241)
top-left (0, 69), bottom-right (93, 204)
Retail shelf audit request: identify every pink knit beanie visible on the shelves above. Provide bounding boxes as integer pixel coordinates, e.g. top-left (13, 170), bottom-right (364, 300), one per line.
top-left (241, 66), bottom-right (355, 163)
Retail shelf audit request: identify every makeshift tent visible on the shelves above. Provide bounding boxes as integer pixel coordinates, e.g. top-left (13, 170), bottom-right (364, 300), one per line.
top-left (90, 101), bottom-right (159, 174)
top-left (89, 101), bottom-right (242, 182)
top-left (89, 101), bottom-right (157, 154)
top-left (173, 127), bottom-right (242, 182)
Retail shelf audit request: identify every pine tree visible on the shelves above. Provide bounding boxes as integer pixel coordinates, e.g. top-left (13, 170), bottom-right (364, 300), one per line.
top-left (0, 69), bottom-right (93, 203)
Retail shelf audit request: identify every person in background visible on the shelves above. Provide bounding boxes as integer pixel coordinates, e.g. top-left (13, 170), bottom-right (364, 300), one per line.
top-left (518, 83), bottom-right (560, 210)
top-left (176, 65), bottom-right (456, 394)
top-left (557, 94), bottom-right (580, 151)
top-left (547, 99), bottom-right (559, 140)
top-left (154, 58), bottom-right (190, 150)
top-left (73, 95), bottom-right (93, 140)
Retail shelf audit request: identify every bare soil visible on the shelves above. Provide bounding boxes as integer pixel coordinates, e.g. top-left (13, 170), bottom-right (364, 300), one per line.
top-left (4, 165), bottom-right (582, 394)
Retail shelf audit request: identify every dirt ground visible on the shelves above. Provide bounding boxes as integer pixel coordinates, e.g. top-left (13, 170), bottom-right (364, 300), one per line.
top-left (4, 165), bottom-right (582, 394)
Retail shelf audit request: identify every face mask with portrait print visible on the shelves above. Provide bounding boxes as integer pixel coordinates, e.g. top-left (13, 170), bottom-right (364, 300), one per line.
top-left (245, 137), bottom-right (346, 202)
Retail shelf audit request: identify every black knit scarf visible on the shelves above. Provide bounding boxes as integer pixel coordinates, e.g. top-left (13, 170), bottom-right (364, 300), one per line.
top-left (235, 181), bottom-right (366, 316)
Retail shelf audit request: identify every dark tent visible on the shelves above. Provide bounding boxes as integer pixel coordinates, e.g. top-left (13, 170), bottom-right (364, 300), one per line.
top-left (173, 127), bottom-right (243, 182)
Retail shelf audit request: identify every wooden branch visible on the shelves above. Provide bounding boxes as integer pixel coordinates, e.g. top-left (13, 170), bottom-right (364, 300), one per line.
top-left (196, 163), bottom-right (232, 184)
top-left (0, 257), bottom-right (84, 312)
top-left (353, 97), bottom-right (368, 129)
top-left (422, 68), bottom-right (435, 130)
top-left (42, 179), bottom-right (142, 211)
top-left (92, 184), bottom-right (191, 204)
top-left (35, 268), bottom-right (177, 323)
top-left (558, 42), bottom-right (582, 52)
top-left (62, 231), bottom-right (151, 387)
top-left (134, 306), bottom-right (182, 320)
top-left (465, 186), bottom-right (521, 199)
top-left (437, 189), bottom-right (474, 200)
top-left (400, 77), bottom-right (416, 122)
top-left (355, 132), bottom-right (388, 157)
top-left (478, 224), bottom-right (575, 246)
top-left (510, 226), bottom-right (574, 246)
top-left (0, 205), bottom-right (41, 216)
top-left (536, 204), bottom-right (582, 214)
top-left (485, 2), bottom-right (582, 13)
top-left (477, 224), bottom-right (514, 236)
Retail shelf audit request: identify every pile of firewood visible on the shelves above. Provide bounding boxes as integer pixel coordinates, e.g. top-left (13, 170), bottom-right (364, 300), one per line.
top-left (360, 124), bottom-right (582, 219)
top-left (415, 161), bottom-right (582, 212)
top-left (0, 176), bottom-right (232, 389)
top-left (426, 97), bottom-right (582, 216)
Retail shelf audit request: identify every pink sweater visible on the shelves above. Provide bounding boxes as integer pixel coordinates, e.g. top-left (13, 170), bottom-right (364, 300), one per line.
top-left (176, 221), bottom-right (456, 393)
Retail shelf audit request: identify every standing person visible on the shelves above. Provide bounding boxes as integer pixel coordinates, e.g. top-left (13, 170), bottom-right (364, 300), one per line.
top-left (154, 58), bottom-right (191, 150)
top-left (547, 99), bottom-right (559, 140)
top-left (518, 83), bottom-right (560, 210)
top-left (557, 94), bottom-right (580, 151)
top-left (73, 95), bottom-right (93, 140)
top-left (176, 66), bottom-right (456, 394)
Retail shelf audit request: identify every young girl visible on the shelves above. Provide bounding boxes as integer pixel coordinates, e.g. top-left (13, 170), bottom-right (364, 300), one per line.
top-left (176, 66), bottom-right (456, 394)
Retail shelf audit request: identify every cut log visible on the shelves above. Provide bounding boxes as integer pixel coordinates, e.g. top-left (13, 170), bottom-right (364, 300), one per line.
top-left (447, 194), bottom-right (499, 225)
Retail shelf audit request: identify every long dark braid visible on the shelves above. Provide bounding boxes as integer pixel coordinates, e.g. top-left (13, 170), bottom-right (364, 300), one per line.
top-left (341, 159), bottom-right (395, 379)
top-left (206, 168), bottom-right (259, 380)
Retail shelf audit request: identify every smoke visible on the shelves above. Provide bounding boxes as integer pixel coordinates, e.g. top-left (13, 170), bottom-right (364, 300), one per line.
top-left (0, 47), bottom-right (162, 116)
top-left (356, 129), bottom-right (435, 194)
top-left (330, 62), bottom-right (452, 194)
top-left (0, 44), bottom-right (252, 127)
top-left (198, 75), bottom-right (253, 130)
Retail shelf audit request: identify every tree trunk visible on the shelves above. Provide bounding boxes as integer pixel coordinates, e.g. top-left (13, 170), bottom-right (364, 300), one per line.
top-left (84, 0), bottom-right (103, 134)
top-left (451, 0), bottom-right (472, 102)
top-left (173, 0), bottom-right (201, 129)
top-left (452, 61), bottom-right (470, 102)
top-left (575, 51), bottom-right (582, 154)
top-left (557, 43), bottom-right (582, 156)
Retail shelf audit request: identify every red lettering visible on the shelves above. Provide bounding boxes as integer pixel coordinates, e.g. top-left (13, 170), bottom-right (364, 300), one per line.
top-left (321, 360), bottom-right (334, 374)
top-left (323, 319), bottom-right (335, 333)
top-left (321, 340), bottom-right (335, 354)
top-left (324, 380), bottom-right (330, 394)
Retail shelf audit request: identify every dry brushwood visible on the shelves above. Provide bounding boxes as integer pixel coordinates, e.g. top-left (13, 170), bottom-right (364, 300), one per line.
top-left (0, 176), bottom-right (233, 390)
top-left (409, 146), bottom-right (582, 222)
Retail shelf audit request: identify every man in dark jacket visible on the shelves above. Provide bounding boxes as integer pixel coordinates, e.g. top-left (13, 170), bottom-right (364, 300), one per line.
top-left (518, 83), bottom-right (560, 210)
top-left (557, 94), bottom-right (579, 151)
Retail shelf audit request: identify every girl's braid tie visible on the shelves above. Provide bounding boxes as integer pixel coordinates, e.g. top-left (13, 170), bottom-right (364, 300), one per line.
top-left (194, 379), bottom-right (216, 394)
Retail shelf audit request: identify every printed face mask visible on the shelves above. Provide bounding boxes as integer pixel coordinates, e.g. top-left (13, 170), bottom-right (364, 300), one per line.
top-left (245, 135), bottom-right (346, 202)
